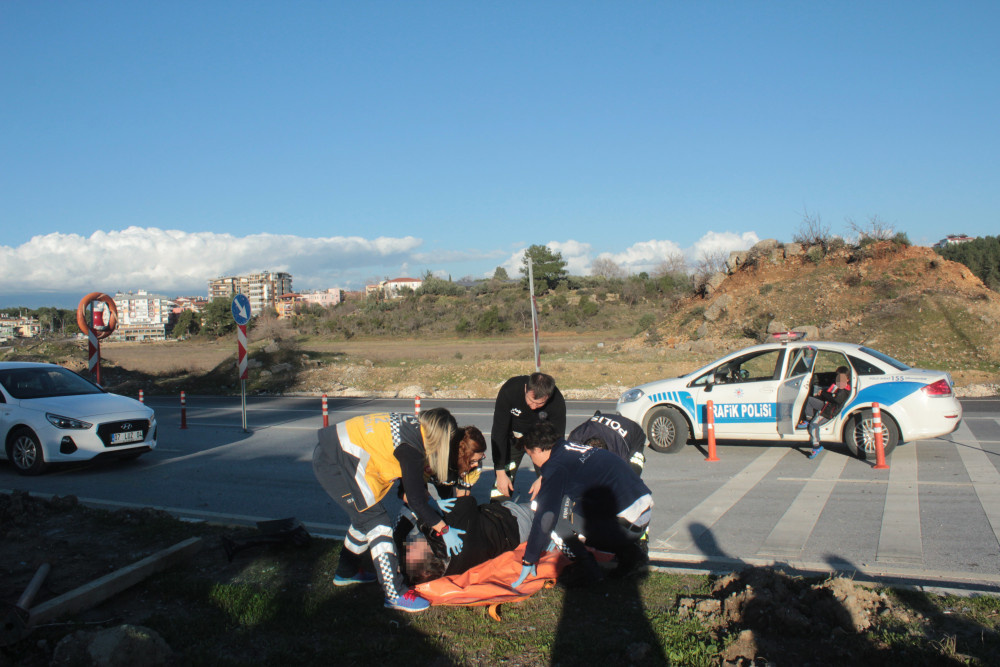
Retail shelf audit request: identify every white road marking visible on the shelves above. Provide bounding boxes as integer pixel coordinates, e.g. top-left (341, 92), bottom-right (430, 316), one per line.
top-left (654, 447), bottom-right (789, 552)
top-left (953, 420), bottom-right (1000, 549)
top-left (876, 443), bottom-right (923, 566)
top-left (757, 453), bottom-right (848, 559)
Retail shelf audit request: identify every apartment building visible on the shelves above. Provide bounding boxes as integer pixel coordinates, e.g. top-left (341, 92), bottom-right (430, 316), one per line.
top-left (275, 288), bottom-right (345, 319)
top-left (0, 315), bottom-right (41, 341)
top-left (112, 290), bottom-right (173, 341)
top-left (207, 271), bottom-right (293, 317)
top-left (365, 277), bottom-right (422, 299)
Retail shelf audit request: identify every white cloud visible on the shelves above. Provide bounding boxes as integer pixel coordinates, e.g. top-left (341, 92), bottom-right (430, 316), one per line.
top-left (597, 239), bottom-right (686, 275)
top-left (494, 233), bottom-right (760, 281)
top-left (0, 227), bottom-right (423, 296)
top-left (687, 231), bottom-right (759, 263)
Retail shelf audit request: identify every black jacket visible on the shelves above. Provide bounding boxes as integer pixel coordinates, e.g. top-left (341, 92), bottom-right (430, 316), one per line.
top-left (490, 375), bottom-right (567, 470)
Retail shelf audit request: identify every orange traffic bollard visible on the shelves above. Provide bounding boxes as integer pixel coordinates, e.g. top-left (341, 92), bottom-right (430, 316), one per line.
top-left (138, 389), bottom-right (144, 403)
top-left (705, 400), bottom-right (719, 462)
top-left (872, 402), bottom-right (889, 469)
top-left (180, 390), bottom-right (187, 430)
top-left (322, 394), bottom-right (329, 428)
top-left (415, 395), bottom-right (421, 416)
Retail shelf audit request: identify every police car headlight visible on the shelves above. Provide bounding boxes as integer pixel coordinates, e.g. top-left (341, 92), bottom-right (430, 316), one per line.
top-left (620, 388), bottom-right (644, 403)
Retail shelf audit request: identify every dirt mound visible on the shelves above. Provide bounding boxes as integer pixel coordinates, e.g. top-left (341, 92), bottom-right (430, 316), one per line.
top-left (650, 243), bottom-right (1000, 381)
top-left (678, 567), bottom-right (891, 665)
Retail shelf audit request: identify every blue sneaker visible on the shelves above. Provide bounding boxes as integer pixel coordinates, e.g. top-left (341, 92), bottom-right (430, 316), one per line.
top-left (333, 570), bottom-right (377, 587)
top-left (796, 421), bottom-right (809, 429)
top-left (385, 589), bottom-right (431, 613)
top-left (808, 446), bottom-right (824, 460)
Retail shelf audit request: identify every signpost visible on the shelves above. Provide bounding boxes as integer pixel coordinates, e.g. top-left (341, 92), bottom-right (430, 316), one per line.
top-left (231, 294), bottom-right (251, 432)
top-left (75, 293), bottom-right (118, 385)
top-left (528, 258), bottom-right (541, 372)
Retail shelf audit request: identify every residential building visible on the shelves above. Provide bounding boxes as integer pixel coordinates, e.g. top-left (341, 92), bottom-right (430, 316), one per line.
top-left (276, 293), bottom-right (302, 319)
top-left (299, 288), bottom-right (344, 308)
top-left (207, 271), bottom-right (293, 317)
top-left (933, 234), bottom-right (977, 249)
top-left (366, 277), bottom-right (423, 299)
top-left (112, 290), bottom-right (173, 341)
top-left (0, 315), bottom-right (41, 341)
top-left (172, 296), bottom-right (208, 314)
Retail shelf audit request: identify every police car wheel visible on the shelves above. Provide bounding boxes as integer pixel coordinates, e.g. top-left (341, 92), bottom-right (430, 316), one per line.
top-left (843, 410), bottom-right (899, 460)
top-left (645, 407), bottom-right (689, 454)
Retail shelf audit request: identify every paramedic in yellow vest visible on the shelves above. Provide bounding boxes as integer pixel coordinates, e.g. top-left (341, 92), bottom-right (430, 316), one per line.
top-left (312, 408), bottom-right (465, 613)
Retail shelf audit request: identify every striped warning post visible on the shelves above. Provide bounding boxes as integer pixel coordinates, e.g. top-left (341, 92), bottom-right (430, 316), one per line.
top-left (872, 402), bottom-right (889, 469)
top-left (237, 324), bottom-right (248, 380)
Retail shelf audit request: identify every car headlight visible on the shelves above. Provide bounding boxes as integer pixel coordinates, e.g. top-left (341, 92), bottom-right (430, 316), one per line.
top-left (619, 388), bottom-right (645, 403)
top-left (46, 413), bottom-right (93, 430)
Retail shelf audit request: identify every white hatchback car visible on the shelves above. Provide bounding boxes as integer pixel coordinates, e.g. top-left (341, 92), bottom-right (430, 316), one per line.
top-left (617, 334), bottom-right (962, 459)
top-left (0, 362), bottom-right (157, 475)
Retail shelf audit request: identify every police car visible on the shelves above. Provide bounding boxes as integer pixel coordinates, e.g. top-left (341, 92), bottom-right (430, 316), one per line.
top-left (616, 333), bottom-right (962, 459)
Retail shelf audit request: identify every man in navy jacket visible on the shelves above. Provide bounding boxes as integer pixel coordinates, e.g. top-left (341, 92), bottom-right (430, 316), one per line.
top-left (511, 422), bottom-right (653, 589)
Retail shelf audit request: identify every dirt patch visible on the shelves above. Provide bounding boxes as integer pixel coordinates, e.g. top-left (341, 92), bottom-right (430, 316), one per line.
top-left (679, 567), bottom-right (893, 665)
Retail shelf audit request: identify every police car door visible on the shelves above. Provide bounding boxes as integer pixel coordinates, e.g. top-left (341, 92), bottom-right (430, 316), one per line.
top-left (697, 348), bottom-right (786, 439)
top-left (776, 345), bottom-right (815, 436)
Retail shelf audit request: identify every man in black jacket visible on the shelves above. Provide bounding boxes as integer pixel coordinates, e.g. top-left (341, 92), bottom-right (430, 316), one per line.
top-left (490, 372), bottom-right (566, 500)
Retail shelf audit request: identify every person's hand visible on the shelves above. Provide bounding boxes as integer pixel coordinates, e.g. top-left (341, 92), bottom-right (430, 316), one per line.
top-left (528, 476), bottom-right (542, 500)
top-left (441, 527), bottom-right (466, 556)
top-left (436, 497), bottom-right (457, 513)
top-left (494, 470), bottom-right (514, 497)
top-left (511, 562), bottom-right (536, 590)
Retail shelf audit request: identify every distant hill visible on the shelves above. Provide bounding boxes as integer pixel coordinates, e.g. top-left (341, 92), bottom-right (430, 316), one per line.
top-left (647, 239), bottom-right (1000, 376)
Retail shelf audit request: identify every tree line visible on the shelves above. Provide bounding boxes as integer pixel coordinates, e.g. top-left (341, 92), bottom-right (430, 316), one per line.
top-left (935, 236), bottom-right (1000, 291)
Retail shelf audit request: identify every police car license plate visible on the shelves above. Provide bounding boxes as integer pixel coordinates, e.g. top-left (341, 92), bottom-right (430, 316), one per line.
top-left (111, 430), bottom-right (144, 445)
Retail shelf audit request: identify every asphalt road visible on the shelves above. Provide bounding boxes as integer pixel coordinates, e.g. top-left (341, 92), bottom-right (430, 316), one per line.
top-left (4, 395), bottom-right (1000, 592)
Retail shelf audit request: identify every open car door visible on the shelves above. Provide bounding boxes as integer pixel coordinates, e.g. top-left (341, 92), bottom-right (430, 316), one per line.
top-left (776, 346), bottom-right (816, 436)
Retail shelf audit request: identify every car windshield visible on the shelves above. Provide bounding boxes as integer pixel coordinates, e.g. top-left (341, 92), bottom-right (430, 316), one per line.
top-left (0, 367), bottom-right (104, 399)
top-left (859, 347), bottom-right (911, 371)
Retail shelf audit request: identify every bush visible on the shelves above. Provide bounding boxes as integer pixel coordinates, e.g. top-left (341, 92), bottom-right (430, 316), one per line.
top-left (806, 246), bottom-right (825, 263)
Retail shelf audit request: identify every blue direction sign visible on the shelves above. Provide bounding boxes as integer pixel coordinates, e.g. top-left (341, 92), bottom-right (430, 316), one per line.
top-left (231, 294), bottom-right (252, 325)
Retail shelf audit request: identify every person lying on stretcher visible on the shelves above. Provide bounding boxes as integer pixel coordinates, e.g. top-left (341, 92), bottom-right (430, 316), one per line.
top-left (397, 495), bottom-right (535, 584)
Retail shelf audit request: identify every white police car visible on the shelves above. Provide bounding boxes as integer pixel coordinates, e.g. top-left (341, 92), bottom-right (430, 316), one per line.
top-left (616, 333), bottom-right (962, 459)
top-left (0, 362), bottom-right (157, 475)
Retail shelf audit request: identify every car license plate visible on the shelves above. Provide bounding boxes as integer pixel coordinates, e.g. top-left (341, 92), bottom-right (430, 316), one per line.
top-left (110, 430), bottom-right (144, 445)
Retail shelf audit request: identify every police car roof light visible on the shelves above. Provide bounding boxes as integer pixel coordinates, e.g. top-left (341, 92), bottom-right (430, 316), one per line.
top-left (771, 331), bottom-right (806, 344)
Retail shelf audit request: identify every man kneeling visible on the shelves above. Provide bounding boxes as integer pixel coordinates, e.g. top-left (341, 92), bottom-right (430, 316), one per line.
top-left (512, 421), bottom-right (654, 590)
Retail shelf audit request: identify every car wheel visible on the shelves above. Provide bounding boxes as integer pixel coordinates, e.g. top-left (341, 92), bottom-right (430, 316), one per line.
top-left (6, 428), bottom-right (48, 476)
top-left (843, 410), bottom-right (900, 460)
top-left (645, 406), bottom-right (690, 454)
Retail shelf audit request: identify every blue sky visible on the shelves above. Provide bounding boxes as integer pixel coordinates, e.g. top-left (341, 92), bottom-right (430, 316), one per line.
top-left (2, 2), bottom-right (997, 307)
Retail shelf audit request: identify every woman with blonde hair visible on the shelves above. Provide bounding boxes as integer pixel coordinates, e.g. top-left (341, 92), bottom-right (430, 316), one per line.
top-left (312, 407), bottom-right (466, 612)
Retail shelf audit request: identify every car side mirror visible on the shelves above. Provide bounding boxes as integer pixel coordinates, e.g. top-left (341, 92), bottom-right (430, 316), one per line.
top-left (705, 375), bottom-right (715, 392)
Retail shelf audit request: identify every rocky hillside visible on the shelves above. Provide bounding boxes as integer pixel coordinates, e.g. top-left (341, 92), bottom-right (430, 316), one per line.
top-left (650, 239), bottom-right (1000, 385)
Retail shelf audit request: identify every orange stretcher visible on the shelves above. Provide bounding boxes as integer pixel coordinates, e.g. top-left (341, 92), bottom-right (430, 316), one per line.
top-left (415, 544), bottom-right (570, 620)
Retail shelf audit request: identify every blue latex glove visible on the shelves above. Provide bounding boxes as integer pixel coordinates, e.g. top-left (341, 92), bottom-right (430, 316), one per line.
top-left (511, 562), bottom-right (536, 590)
top-left (437, 497), bottom-right (457, 513)
top-left (441, 527), bottom-right (466, 556)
